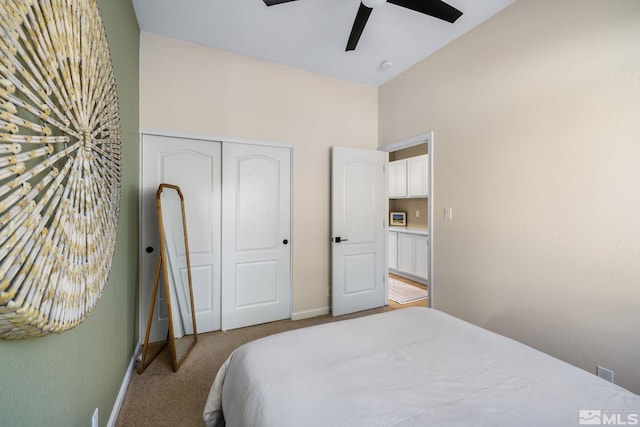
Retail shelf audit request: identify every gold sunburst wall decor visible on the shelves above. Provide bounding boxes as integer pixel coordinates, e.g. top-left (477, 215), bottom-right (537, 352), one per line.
top-left (0, 0), bottom-right (121, 338)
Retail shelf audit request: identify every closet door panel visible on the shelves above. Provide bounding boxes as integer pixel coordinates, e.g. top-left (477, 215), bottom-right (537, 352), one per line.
top-left (141, 134), bottom-right (222, 340)
top-left (222, 143), bottom-right (291, 330)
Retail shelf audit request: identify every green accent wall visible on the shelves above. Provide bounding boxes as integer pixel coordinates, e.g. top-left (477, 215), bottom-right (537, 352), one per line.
top-left (0, 1), bottom-right (140, 426)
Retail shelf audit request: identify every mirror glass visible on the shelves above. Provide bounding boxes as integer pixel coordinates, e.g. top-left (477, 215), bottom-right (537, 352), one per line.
top-left (139, 184), bottom-right (198, 373)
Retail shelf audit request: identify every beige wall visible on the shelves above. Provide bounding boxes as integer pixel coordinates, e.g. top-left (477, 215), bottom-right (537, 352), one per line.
top-left (140, 33), bottom-right (378, 315)
top-left (380, 0), bottom-right (640, 393)
top-left (389, 198), bottom-right (428, 229)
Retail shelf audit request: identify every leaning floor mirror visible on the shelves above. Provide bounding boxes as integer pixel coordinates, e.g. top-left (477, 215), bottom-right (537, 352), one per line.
top-left (139, 184), bottom-right (198, 373)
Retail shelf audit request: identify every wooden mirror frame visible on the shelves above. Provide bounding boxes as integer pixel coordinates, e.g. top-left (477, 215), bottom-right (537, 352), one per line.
top-left (139, 184), bottom-right (198, 373)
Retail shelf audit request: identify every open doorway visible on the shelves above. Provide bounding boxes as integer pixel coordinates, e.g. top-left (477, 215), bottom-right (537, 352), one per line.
top-left (381, 132), bottom-right (433, 309)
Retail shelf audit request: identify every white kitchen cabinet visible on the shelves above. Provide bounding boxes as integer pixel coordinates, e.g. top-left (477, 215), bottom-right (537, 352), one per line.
top-left (389, 228), bottom-right (428, 283)
top-left (387, 159), bottom-right (407, 198)
top-left (388, 155), bottom-right (428, 198)
top-left (388, 231), bottom-right (398, 270)
top-left (407, 155), bottom-right (429, 197)
top-left (397, 233), bottom-right (414, 273)
top-left (414, 235), bottom-right (429, 278)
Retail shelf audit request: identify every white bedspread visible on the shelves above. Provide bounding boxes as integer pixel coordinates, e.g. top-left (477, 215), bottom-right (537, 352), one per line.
top-left (203, 308), bottom-right (639, 427)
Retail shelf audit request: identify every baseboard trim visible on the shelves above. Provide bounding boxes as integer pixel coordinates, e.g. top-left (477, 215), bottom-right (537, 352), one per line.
top-left (291, 306), bottom-right (330, 320)
top-left (107, 341), bottom-right (141, 427)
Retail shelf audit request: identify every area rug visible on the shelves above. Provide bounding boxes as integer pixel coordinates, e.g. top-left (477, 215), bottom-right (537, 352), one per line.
top-left (388, 277), bottom-right (428, 304)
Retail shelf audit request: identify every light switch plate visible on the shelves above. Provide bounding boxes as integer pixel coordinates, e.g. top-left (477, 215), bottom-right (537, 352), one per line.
top-left (444, 208), bottom-right (453, 221)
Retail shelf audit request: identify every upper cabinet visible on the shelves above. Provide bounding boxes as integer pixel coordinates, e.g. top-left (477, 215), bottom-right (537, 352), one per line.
top-left (407, 155), bottom-right (429, 197)
top-left (388, 154), bottom-right (428, 198)
top-left (388, 159), bottom-right (407, 198)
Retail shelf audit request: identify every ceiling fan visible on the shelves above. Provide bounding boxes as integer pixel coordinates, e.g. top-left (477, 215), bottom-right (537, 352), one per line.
top-left (262, 0), bottom-right (463, 51)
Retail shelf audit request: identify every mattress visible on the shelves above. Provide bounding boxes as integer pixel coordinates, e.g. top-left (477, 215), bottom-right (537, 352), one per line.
top-left (203, 307), bottom-right (639, 427)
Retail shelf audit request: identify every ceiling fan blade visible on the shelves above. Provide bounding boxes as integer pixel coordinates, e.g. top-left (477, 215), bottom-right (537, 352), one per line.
top-left (346, 2), bottom-right (373, 51)
top-left (263, 0), bottom-right (299, 6)
top-left (387, 0), bottom-right (463, 23)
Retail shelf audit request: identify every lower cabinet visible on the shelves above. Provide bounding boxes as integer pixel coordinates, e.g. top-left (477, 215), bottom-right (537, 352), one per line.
top-left (389, 230), bottom-right (429, 282)
top-left (388, 231), bottom-right (398, 270)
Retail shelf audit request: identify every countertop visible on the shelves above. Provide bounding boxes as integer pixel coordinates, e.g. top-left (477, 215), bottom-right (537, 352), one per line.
top-left (389, 227), bottom-right (429, 236)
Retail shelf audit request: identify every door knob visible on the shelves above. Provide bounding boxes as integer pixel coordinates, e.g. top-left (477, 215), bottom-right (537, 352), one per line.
top-left (334, 237), bottom-right (349, 243)
top-left (145, 246), bottom-right (154, 253)
top-left (283, 239), bottom-right (288, 245)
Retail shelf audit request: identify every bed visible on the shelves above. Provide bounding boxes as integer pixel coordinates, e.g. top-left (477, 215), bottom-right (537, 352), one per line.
top-left (203, 307), bottom-right (639, 427)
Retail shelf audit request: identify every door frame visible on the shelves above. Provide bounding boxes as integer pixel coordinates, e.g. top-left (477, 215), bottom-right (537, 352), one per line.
top-left (379, 131), bottom-right (434, 307)
top-left (138, 128), bottom-right (293, 338)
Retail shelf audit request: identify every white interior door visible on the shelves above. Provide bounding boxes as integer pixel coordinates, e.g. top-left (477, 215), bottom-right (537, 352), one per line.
top-left (331, 146), bottom-right (387, 316)
top-left (141, 134), bottom-right (221, 341)
top-left (221, 143), bottom-right (291, 330)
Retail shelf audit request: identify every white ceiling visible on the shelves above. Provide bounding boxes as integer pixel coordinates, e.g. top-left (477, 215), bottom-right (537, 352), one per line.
top-left (132, 0), bottom-right (517, 86)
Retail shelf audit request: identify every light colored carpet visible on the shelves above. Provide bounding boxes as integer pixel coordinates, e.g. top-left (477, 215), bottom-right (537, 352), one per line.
top-left (388, 277), bottom-right (428, 304)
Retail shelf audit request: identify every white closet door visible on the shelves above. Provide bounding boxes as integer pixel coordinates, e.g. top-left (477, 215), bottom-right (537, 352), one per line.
top-left (141, 134), bottom-right (221, 341)
top-left (221, 143), bottom-right (291, 330)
